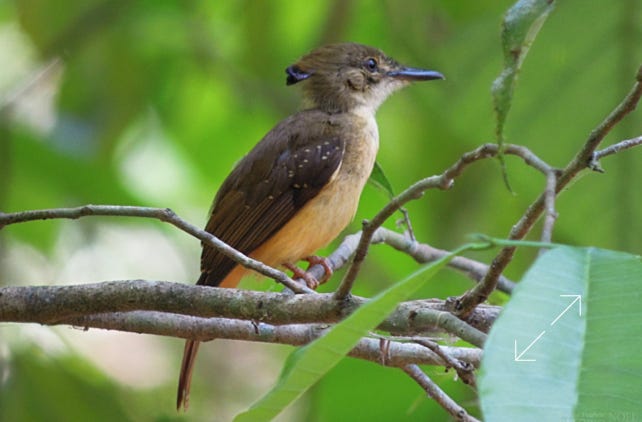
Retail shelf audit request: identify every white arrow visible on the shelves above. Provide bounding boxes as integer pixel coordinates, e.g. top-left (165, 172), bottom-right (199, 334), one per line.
top-left (514, 294), bottom-right (582, 362)
top-left (514, 330), bottom-right (546, 362)
top-left (550, 295), bottom-right (582, 327)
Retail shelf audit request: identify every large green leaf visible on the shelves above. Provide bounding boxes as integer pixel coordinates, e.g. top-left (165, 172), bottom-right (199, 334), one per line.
top-left (234, 244), bottom-right (476, 422)
top-left (479, 246), bottom-right (642, 421)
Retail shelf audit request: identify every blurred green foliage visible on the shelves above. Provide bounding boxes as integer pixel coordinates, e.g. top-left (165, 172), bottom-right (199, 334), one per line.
top-left (0, 0), bottom-right (640, 421)
top-left (0, 346), bottom-right (133, 422)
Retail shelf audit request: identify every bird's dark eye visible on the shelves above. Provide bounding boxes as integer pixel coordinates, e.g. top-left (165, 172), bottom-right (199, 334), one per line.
top-left (364, 58), bottom-right (378, 72)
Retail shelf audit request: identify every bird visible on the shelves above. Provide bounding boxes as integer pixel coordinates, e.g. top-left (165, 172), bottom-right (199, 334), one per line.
top-left (176, 42), bottom-right (444, 410)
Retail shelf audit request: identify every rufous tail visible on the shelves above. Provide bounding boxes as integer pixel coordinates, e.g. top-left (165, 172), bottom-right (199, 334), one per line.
top-left (176, 339), bottom-right (201, 410)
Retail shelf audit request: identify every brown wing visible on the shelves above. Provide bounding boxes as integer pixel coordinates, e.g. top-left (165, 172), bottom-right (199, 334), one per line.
top-left (198, 109), bottom-right (345, 286)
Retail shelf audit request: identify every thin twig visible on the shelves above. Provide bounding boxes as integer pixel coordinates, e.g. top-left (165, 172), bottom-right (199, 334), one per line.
top-left (413, 338), bottom-right (477, 388)
top-left (306, 226), bottom-right (516, 296)
top-left (334, 143), bottom-right (555, 300)
top-left (576, 66), bottom-right (642, 164)
top-left (402, 364), bottom-right (480, 422)
top-left (0, 205), bottom-right (313, 294)
top-left (371, 227), bottom-right (516, 294)
top-left (334, 175), bottom-right (444, 300)
top-left (397, 207), bottom-right (416, 242)
top-left (455, 66), bottom-right (642, 316)
top-left (590, 135), bottom-right (642, 169)
top-left (540, 171), bottom-right (559, 244)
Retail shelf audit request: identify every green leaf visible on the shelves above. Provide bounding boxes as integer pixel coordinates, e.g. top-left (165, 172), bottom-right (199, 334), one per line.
top-left (491, 0), bottom-right (555, 192)
top-left (234, 243), bottom-right (478, 422)
top-left (492, 0), bottom-right (555, 146)
top-left (478, 246), bottom-right (642, 421)
top-left (368, 161), bottom-right (395, 199)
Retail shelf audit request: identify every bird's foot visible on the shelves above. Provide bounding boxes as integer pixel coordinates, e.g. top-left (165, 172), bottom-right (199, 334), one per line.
top-left (304, 255), bottom-right (333, 284)
top-left (284, 263), bottom-right (320, 290)
top-left (284, 256), bottom-right (333, 290)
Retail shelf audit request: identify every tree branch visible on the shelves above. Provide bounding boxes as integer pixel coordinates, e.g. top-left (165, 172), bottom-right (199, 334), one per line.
top-left (0, 280), bottom-right (494, 346)
top-left (413, 338), bottom-right (477, 387)
top-left (61, 311), bottom-right (481, 368)
top-left (334, 143), bottom-right (555, 300)
top-left (454, 67), bottom-right (642, 316)
top-left (0, 205), bottom-right (313, 294)
top-left (402, 364), bottom-right (480, 422)
top-left (0, 204), bottom-right (516, 298)
top-left (370, 227), bottom-right (516, 294)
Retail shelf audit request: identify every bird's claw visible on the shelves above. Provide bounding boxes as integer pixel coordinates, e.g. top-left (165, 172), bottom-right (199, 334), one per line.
top-left (284, 256), bottom-right (333, 290)
top-left (304, 255), bottom-right (333, 284)
top-left (284, 263), bottom-right (320, 290)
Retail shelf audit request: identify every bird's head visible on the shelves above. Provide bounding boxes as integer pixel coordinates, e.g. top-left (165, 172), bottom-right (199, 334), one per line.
top-left (285, 43), bottom-right (444, 114)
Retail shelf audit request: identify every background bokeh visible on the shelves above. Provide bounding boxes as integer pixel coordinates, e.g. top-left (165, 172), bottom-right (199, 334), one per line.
top-left (1, 1), bottom-right (640, 421)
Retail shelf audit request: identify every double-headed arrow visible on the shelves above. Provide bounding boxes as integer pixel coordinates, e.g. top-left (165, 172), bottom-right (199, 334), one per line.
top-left (514, 294), bottom-right (582, 362)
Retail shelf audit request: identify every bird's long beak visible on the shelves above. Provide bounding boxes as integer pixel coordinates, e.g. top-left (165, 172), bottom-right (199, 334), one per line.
top-left (387, 67), bottom-right (445, 81)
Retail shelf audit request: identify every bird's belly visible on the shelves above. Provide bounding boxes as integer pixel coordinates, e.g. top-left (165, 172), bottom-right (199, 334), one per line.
top-left (250, 172), bottom-right (364, 267)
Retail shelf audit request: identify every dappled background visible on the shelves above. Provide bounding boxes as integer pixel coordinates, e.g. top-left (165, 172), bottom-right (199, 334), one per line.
top-left (1, 1), bottom-right (641, 420)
